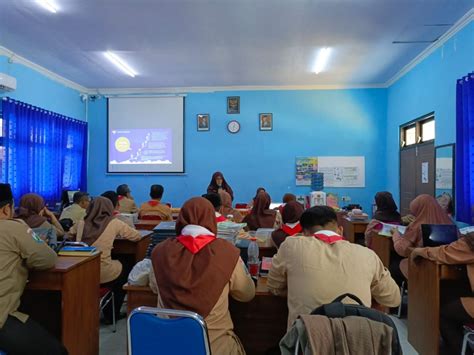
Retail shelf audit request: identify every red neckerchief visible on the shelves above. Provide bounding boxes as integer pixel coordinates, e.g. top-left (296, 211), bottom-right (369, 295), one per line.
top-left (216, 215), bottom-right (227, 222)
top-left (113, 210), bottom-right (120, 216)
top-left (118, 195), bottom-right (125, 201)
top-left (176, 235), bottom-right (216, 254)
top-left (313, 232), bottom-right (344, 244)
top-left (281, 223), bottom-right (302, 236)
top-left (148, 200), bottom-right (160, 207)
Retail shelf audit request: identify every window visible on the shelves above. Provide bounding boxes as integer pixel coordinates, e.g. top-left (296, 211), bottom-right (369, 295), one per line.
top-left (400, 113), bottom-right (435, 148)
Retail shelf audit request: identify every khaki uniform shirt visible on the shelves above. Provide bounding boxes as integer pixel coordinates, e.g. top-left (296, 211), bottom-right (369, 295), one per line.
top-left (59, 203), bottom-right (86, 225)
top-left (267, 233), bottom-right (401, 328)
top-left (118, 197), bottom-right (138, 214)
top-left (71, 219), bottom-right (141, 283)
top-left (138, 201), bottom-right (172, 221)
top-left (150, 258), bottom-right (255, 355)
top-left (0, 219), bottom-right (57, 328)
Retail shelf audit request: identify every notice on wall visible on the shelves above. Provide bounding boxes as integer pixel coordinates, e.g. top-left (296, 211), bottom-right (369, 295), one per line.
top-left (295, 157), bottom-right (318, 186)
top-left (317, 156), bottom-right (365, 188)
top-left (421, 162), bottom-right (429, 184)
top-left (435, 157), bottom-right (453, 189)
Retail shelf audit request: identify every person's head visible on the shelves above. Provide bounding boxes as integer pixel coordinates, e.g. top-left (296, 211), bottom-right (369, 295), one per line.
top-left (219, 191), bottom-right (232, 208)
top-left (282, 193), bottom-right (297, 204)
top-left (101, 191), bottom-right (119, 209)
top-left (410, 194), bottom-right (446, 218)
top-left (252, 191), bottom-right (271, 212)
top-left (116, 184), bottom-right (131, 198)
top-left (436, 193), bottom-right (454, 216)
top-left (211, 172), bottom-right (224, 187)
top-left (0, 184), bottom-right (14, 219)
top-left (19, 193), bottom-right (45, 215)
top-left (254, 187), bottom-right (266, 200)
top-left (73, 192), bottom-right (90, 209)
top-left (375, 191), bottom-right (397, 211)
top-left (300, 206), bottom-right (341, 235)
top-left (202, 193), bottom-right (222, 212)
top-left (282, 201), bottom-right (304, 224)
top-left (85, 196), bottom-right (114, 219)
top-left (176, 197), bottom-right (217, 235)
top-left (150, 184), bottom-right (164, 200)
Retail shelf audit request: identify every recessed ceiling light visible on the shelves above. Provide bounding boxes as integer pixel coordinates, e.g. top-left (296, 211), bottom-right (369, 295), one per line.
top-left (104, 51), bottom-right (137, 77)
top-left (37, 0), bottom-right (58, 13)
top-left (312, 47), bottom-right (332, 74)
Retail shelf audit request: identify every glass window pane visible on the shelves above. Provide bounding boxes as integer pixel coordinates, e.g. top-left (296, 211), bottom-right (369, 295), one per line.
top-left (422, 120), bottom-right (435, 142)
top-left (405, 126), bottom-right (417, 145)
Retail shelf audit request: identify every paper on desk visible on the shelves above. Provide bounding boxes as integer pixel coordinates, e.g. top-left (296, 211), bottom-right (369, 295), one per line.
top-left (261, 257), bottom-right (273, 271)
top-left (379, 223), bottom-right (406, 237)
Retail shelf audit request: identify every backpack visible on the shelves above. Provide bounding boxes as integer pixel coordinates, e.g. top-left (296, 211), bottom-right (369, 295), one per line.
top-left (311, 293), bottom-right (402, 355)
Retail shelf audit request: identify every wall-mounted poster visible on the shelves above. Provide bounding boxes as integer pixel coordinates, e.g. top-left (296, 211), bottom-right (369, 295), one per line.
top-left (295, 157), bottom-right (318, 186)
top-left (318, 156), bottom-right (365, 187)
top-left (435, 157), bottom-right (453, 189)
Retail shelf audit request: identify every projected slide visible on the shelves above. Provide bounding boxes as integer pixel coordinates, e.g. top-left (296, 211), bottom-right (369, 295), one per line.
top-left (110, 129), bottom-right (172, 165)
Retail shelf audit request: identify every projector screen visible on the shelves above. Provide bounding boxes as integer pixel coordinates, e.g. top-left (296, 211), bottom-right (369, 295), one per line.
top-left (107, 97), bottom-right (185, 173)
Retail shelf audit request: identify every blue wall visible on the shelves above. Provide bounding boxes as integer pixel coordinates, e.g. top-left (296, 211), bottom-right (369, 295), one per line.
top-left (386, 21), bottom-right (474, 203)
top-left (0, 56), bottom-right (85, 120)
top-left (88, 89), bottom-right (387, 210)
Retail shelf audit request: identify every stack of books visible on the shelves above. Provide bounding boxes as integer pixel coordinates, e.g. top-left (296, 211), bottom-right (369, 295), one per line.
top-left (58, 246), bottom-right (97, 256)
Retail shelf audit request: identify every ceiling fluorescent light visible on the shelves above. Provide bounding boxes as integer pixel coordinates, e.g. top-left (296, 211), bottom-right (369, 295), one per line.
top-left (104, 51), bottom-right (137, 77)
top-left (312, 47), bottom-right (332, 74)
top-left (37, 0), bottom-right (58, 13)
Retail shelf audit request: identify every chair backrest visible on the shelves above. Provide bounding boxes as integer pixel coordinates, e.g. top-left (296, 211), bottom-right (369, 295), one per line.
top-left (140, 214), bottom-right (163, 221)
top-left (127, 306), bottom-right (211, 355)
top-left (235, 203), bottom-right (248, 209)
top-left (421, 224), bottom-right (459, 247)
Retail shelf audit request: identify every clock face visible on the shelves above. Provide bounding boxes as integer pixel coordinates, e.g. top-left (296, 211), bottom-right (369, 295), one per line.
top-left (227, 120), bottom-right (240, 134)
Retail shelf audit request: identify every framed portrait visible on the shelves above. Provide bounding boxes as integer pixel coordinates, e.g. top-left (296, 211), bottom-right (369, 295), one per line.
top-left (227, 96), bottom-right (240, 114)
top-left (259, 113), bottom-right (273, 131)
top-left (197, 114), bottom-right (210, 131)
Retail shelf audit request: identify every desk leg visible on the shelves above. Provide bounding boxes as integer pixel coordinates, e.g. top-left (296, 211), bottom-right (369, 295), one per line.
top-left (62, 256), bottom-right (100, 355)
top-left (408, 258), bottom-right (440, 355)
top-left (343, 222), bottom-right (355, 243)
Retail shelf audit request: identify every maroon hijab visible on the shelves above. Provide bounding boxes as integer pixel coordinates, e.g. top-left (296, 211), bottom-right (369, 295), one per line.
top-left (207, 171), bottom-right (234, 201)
top-left (81, 197), bottom-right (115, 246)
top-left (152, 197), bottom-right (240, 318)
top-left (272, 201), bottom-right (304, 247)
top-left (373, 191), bottom-right (401, 223)
top-left (16, 193), bottom-right (47, 228)
top-left (243, 191), bottom-right (276, 230)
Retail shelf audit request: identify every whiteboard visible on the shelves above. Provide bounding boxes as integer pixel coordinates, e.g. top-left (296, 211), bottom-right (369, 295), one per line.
top-left (318, 156), bottom-right (365, 187)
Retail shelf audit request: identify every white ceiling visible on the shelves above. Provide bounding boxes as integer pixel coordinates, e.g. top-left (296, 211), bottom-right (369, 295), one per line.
top-left (0, 0), bottom-right (472, 89)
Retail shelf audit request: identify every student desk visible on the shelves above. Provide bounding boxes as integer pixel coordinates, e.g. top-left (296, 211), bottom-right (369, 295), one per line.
top-left (134, 220), bottom-right (160, 231)
top-left (408, 258), bottom-right (466, 355)
top-left (22, 255), bottom-right (100, 355)
top-left (124, 277), bottom-right (288, 355)
top-left (113, 231), bottom-right (152, 264)
top-left (370, 233), bottom-right (393, 268)
top-left (341, 217), bottom-right (369, 243)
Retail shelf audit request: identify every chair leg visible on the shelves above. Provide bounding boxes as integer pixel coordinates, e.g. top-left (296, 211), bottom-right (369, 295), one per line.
top-left (112, 292), bottom-right (116, 333)
top-left (397, 281), bottom-right (406, 318)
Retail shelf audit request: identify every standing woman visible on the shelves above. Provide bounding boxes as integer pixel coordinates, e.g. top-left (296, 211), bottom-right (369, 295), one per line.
top-left (69, 196), bottom-right (141, 322)
top-left (207, 172), bottom-right (234, 201)
top-left (271, 201), bottom-right (304, 248)
top-left (16, 193), bottom-right (65, 242)
top-left (243, 191), bottom-right (282, 231)
top-left (150, 197), bottom-right (255, 354)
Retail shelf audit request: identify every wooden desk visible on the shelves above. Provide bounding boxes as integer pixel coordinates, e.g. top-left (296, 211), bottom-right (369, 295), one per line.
top-left (124, 277), bottom-right (288, 355)
top-left (371, 233), bottom-right (393, 268)
top-left (113, 233), bottom-right (152, 264)
top-left (408, 258), bottom-right (466, 355)
top-left (342, 217), bottom-right (369, 243)
top-left (22, 255), bottom-right (100, 355)
top-left (134, 220), bottom-right (160, 231)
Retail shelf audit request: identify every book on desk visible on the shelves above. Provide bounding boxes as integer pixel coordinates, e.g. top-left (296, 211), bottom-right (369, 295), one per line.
top-left (58, 246), bottom-right (98, 256)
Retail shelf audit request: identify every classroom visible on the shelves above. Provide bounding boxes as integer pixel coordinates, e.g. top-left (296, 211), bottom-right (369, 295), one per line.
top-left (0, 1), bottom-right (473, 354)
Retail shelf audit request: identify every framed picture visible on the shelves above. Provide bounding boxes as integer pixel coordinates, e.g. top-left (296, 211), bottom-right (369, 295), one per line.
top-left (259, 113), bottom-right (273, 131)
top-left (227, 96), bottom-right (240, 114)
top-left (197, 114), bottom-right (210, 131)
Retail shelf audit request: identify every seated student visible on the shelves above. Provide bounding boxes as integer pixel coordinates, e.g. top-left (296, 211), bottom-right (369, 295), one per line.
top-left (116, 184), bottom-right (138, 214)
top-left (364, 191), bottom-right (402, 247)
top-left (391, 194), bottom-right (455, 281)
top-left (69, 196), bottom-right (141, 322)
top-left (247, 187), bottom-right (266, 209)
top-left (202, 192), bottom-right (227, 222)
top-left (0, 184), bottom-right (67, 355)
top-left (149, 197), bottom-right (255, 354)
top-left (138, 185), bottom-right (172, 221)
top-left (59, 191), bottom-right (90, 225)
top-left (16, 193), bottom-right (65, 243)
top-left (411, 233), bottom-right (474, 354)
top-left (267, 206), bottom-right (400, 328)
top-left (207, 171), bottom-right (234, 201)
top-left (271, 201), bottom-right (304, 248)
top-left (242, 191), bottom-right (282, 230)
top-left (102, 190), bottom-right (135, 228)
top-left (219, 191), bottom-right (244, 223)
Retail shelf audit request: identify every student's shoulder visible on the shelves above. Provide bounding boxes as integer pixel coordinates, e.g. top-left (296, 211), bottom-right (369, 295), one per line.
top-left (0, 218), bottom-right (30, 231)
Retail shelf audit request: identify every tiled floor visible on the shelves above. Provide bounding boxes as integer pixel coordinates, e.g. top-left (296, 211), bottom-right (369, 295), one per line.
top-left (99, 314), bottom-right (419, 355)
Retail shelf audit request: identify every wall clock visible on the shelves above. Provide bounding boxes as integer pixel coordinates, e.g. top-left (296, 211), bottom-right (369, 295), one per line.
top-left (227, 120), bottom-right (241, 134)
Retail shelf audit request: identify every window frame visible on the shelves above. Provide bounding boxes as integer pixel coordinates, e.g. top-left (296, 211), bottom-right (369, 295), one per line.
top-left (400, 112), bottom-right (435, 149)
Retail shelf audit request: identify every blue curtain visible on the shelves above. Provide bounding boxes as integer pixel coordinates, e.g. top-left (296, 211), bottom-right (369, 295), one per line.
top-left (1, 97), bottom-right (87, 206)
top-left (456, 72), bottom-right (474, 224)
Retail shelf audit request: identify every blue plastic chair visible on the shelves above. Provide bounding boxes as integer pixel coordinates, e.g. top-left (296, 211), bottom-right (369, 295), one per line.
top-left (127, 306), bottom-right (211, 355)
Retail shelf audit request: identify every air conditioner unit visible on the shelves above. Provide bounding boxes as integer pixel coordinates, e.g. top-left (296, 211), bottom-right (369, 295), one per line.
top-left (0, 73), bottom-right (17, 92)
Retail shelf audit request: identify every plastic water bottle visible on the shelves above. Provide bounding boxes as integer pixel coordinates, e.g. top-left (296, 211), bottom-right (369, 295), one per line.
top-left (247, 237), bottom-right (260, 280)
